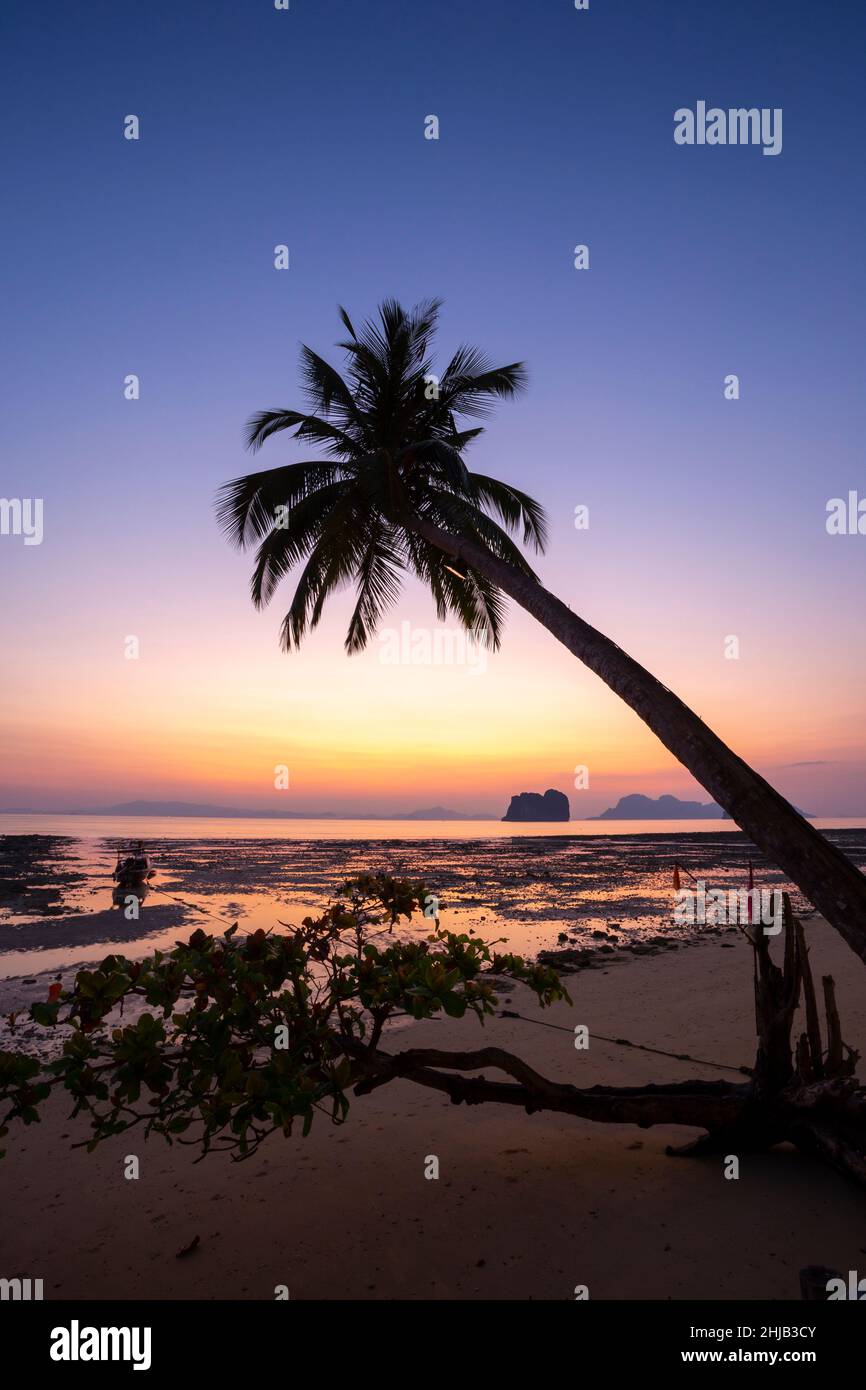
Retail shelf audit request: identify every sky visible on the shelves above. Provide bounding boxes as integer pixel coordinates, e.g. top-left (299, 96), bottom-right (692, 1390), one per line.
top-left (1, 0), bottom-right (864, 817)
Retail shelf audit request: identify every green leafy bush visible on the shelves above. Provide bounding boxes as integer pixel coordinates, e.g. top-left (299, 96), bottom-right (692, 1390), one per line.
top-left (1, 874), bottom-right (568, 1160)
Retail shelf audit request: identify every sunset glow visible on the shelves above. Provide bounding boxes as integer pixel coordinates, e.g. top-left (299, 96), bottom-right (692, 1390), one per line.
top-left (1, 1), bottom-right (864, 818)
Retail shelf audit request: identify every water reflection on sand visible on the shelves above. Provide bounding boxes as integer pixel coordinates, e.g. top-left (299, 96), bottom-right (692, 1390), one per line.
top-left (1, 827), bottom-right (864, 980)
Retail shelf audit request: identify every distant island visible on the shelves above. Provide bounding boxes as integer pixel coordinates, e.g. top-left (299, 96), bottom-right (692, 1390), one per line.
top-left (594, 794), bottom-right (722, 820)
top-left (385, 806), bottom-right (490, 820)
top-left (502, 789), bottom-right (570, 822)
top-left (594, 793), bottom-right (813, 820)
top-left (0, 800), bottom-right (492, 821)
top-left (73, 802), bottom-right (489, 820)
top-left (65, 801), bottom-right (338, 820)
top-left (0, 795), bottom-right (818, 822)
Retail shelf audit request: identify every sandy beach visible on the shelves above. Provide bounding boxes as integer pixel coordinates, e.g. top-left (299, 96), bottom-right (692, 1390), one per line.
top-left (3, 911), bottom-right (865, 1301)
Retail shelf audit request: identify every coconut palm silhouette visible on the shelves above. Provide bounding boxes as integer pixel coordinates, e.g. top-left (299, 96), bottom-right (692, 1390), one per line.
top-left (217, 299), bottom-right (866, 955)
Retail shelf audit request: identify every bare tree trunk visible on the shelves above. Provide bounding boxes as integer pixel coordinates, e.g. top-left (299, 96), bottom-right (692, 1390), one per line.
top-left (409, 516), bottom-right (866, 961)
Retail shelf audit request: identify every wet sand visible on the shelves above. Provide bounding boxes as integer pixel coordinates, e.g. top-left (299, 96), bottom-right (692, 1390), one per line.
top-left (4, 827), bottom-right (866, 979)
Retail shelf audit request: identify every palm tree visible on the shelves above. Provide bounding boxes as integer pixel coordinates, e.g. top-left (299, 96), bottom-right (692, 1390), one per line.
top-left (217, 299), bottom-right (866, 959)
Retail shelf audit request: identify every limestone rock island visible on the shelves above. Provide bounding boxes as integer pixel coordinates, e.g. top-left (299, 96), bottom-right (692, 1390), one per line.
top-left (502, 789), bottom-right (570, 822)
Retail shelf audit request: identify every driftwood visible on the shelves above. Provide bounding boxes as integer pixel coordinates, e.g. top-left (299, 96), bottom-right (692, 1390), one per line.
top-left (344, 896), bottom-right (866, 1188)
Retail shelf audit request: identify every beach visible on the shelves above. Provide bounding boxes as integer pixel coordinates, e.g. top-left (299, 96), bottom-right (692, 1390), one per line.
top-left (2, 832), bottom-right (865, 1300)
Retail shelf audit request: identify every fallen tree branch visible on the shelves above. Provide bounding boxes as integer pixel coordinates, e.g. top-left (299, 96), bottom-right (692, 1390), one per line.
top-left (342, 1033), bottom-right (752, 1128)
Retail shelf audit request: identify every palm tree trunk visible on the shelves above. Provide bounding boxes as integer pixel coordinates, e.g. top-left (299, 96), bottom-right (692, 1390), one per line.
top-left (410, 517), bottom-right (866, 961)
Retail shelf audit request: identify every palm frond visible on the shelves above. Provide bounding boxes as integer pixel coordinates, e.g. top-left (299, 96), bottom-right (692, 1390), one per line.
top-left (220, 299), bottom-right (544, 655)
top-left (278, 525), bottom-right (364, 652)
top-left (447, 425), bottom-right (485, 451)
top-left (401, 438), bottom-right (472, 495)
top-left (298, 346), bottom-right (365, 425)
top-left (439, 345), bottom-right (528, 419)
top-left (468, 474), bottom-right (549, 551)
top-left (345, 526), bottom-right (405, 654)
top-left (404, 533), bottom-right (503, 649)
top-left (463, 569), bottom-right (506, 650)
top-left (248, 481), bottom-right (351, 607)
top-left (337, 304), bottom-right (358, 341)
top-left (245, 409), bottom-right (360, 458)
top-left (215, 462), bottom-right (343, 549)
top-left (421, 489), bottom-right (539, 579)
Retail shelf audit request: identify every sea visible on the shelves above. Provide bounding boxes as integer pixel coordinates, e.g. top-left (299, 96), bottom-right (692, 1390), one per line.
top-left (1, 815), bottom-right (864, 981)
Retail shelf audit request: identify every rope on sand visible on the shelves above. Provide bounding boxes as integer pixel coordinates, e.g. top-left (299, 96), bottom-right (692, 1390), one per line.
top-left (148, 883), bottom-right (241, 930)
top-left (497, 1009), bottom-right (751, 1076)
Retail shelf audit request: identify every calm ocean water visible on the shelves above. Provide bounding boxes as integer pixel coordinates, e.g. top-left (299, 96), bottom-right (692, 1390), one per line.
top-left (1, 814), bottom-right (862, 841)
